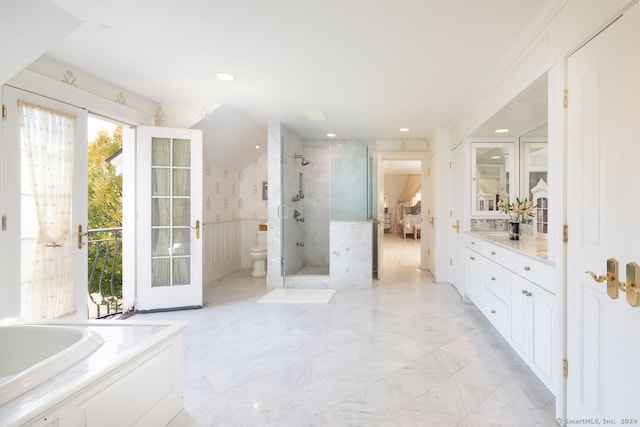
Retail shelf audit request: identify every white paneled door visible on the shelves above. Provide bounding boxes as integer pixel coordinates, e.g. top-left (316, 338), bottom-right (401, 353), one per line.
top-left (566, 3), bottom-right (640, 419)
top-left (1, 86), bottom-right (88, 319)
top-left (136, 126), bottom-right (203, 311)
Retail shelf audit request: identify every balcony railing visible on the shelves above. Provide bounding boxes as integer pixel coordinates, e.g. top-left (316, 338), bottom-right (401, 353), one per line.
top-left (87, 227), bottom-right (123, 319)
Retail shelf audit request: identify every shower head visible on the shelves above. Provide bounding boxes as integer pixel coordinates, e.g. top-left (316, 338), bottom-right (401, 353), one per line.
top-left (294, 154), bottom-right (310, 166)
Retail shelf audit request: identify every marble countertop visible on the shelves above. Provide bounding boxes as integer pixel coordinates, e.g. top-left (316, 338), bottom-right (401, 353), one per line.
top-left (468, 229), bottom-right (552, 264)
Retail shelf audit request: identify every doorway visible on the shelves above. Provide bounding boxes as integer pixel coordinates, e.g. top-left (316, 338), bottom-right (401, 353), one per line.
top-left (382, 159), bottom-right (423, 271)
top-left (86, 115), bottom-right (125, 319)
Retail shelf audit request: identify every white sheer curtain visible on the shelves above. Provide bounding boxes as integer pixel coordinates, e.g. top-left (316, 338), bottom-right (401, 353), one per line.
top-left (19, 100), bottom-right (76, 319)
top-left (397, 174), bottom-right (421, 203)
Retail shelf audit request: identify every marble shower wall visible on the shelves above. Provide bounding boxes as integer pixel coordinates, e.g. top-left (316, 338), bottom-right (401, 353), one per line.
top-left (301, 140), bottom-right (330, 267)
top-left (281, 126), bottom-right (305, 275)
top-left (331, 140), bottom-right (372, 221)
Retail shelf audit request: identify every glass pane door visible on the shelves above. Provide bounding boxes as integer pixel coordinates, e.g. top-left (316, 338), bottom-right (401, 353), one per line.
top-left (137, 126), bottom-right (202, 311)
top-left (151, 137), bottom-right (191, 287)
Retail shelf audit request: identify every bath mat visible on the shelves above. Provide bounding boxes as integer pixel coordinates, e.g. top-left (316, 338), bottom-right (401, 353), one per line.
top-left (258, 288), bottom-right (336, 304)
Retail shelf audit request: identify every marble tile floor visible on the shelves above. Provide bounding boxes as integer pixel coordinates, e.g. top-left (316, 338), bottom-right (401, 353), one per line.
top-left (135, 268), bottom-right (557, 427)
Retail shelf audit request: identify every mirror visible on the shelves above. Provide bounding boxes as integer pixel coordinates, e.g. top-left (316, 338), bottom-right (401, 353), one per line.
top-left (520, 124), bottom-right (548, 200)
top-left (468, 72), bottom-right (548, 224)
top-left (471, 142), bottom-right (515, 216)
top-left (520, 124), bottom-right (548, 235)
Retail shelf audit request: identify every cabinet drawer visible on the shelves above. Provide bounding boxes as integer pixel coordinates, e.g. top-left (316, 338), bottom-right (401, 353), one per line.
top-left (465, 234), bottom-right (484, 252)
top-left (509, 251), bottom-right (557, 294)
top-left (483, 241), bottom-right (509, 265)
top-left (485, 260), bottom-right (510, 304)
top-left (484, 290), bottom-right (508, 337)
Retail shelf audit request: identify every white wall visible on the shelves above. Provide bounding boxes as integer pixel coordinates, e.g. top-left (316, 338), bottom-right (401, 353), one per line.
top-left (202, 152), bottom-right (269, 280)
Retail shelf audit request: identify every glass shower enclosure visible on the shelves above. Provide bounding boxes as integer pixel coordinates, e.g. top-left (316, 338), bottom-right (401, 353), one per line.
top-left (280, 137), bottom-right (370, 287)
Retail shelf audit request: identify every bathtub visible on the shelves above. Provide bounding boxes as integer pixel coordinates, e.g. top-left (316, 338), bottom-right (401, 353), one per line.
top-left (0, 324), bottom-right (104, 406)
top-left (0, 320), bottom-right (186, 427)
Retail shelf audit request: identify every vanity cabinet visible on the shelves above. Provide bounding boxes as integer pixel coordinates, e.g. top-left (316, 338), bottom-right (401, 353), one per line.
top-left (464, 233), bottom-right (558, 395)
top-left (483, 272), bottom-right (510, 337)
top-left (465, 247), bottom-right (484, 310)
top-left (510, 275), bottom-right (558, 389)
top-left (480, 255), bottom-right (511, 338)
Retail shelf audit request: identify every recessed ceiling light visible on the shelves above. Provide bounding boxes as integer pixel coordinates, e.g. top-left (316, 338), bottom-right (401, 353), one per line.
top-left (216, 73), bottom-right (235, 81)
top-left (254, 144), bottom-right (261, 150)
top-left (494, 128), bottom-right (510, 134)
top-left (399, 127), bottom-right (410, 132)
top-left (304, 111), bottom-right (327, 121)
top-left (327, 133), bottom-right (336, 138)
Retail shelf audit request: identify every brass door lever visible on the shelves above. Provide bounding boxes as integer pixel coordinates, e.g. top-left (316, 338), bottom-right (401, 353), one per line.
top-left (586, 258), bottom-right (620, 299)
top-left (586, 258), bottom-right (640, 307)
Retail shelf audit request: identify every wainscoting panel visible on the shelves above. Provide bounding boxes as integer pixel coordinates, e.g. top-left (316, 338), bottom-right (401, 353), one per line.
top-left (203, 221), bottom-right (241, 283)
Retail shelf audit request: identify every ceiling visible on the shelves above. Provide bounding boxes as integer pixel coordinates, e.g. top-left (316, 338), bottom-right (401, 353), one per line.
top-left (32, 0), bottom-right (548, 168)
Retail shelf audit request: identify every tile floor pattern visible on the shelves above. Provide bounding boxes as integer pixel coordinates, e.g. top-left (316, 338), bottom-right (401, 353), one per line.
top-left (136, 269), bottom-right (557, 426)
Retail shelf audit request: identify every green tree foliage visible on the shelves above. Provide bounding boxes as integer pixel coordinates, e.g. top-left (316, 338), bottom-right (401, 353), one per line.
top-left (87, 127), bottom-right (123, 309)
top-left (88, 126), bottom-right (122, 228)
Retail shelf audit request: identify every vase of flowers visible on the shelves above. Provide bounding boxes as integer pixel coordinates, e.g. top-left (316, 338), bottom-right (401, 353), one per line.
top-left (497, 197), bottom-right (534, 240)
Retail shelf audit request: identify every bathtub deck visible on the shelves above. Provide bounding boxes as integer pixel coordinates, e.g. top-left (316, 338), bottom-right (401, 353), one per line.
top-left (0, 320), bottom-right (185, 426)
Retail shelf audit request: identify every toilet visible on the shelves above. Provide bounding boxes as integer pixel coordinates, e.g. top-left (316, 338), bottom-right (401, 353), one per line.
top-left (249, 227), bottom-right (268, 277)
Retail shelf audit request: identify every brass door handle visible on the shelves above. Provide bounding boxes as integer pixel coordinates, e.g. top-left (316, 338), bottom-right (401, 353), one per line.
top-left (428, 217), bottom-right (435, 228)
top-left (194, 220), bottom-right (200, 240)
top-left (623, 262), bottom-right (640, 307)
top-left (586, 258), bottom-right (640, 307)
top-left (451, 219), bottom-right (460, 234)
top-left (586, 258), bottom-right (620, 299)
top-left (585, 271), bottom-right (615, 283)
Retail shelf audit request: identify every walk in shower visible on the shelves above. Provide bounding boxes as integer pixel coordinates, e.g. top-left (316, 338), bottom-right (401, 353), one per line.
top-left (275, 125), bottom-right (372, 288)
top-left (282, 142), bottom-right (331, 282)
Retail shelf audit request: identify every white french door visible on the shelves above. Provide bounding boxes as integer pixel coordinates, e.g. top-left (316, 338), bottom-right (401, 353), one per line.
top-left (1, 86), bottom-right (88, 319)
top-left (566, 3), bottom-right (640, 418)
top-left (136, 126), bottom-right (203, 311)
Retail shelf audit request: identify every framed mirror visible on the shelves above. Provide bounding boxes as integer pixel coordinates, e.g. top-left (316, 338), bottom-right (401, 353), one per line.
top-left (520, 124), bottom-right (548, 200)
top-left (520, 124), bottom-right (548, 235)
top-left (471, 141), bottom-right (516, 216)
